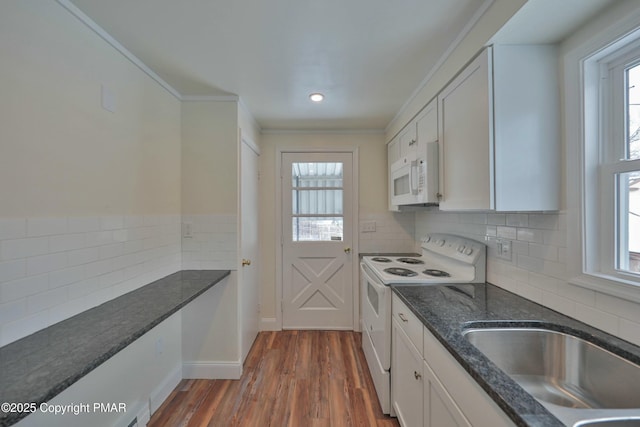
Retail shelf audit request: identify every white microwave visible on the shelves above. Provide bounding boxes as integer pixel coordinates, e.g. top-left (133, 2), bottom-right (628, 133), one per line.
top-left (390, 141), bottom-right (439, 206)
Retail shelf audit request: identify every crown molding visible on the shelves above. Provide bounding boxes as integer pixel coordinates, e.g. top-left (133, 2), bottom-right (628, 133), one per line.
top-left (181, 95), bottom-right (240, 102)
top-left (55, 0), bottom-right (182, 100)
top-left (261, 128), bottom-right (385, 135)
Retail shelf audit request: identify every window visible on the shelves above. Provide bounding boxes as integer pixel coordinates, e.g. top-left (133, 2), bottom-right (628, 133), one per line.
top-left (601, 47), bottom-right (640, 278)
top-left (567, 13), bottom-right (640, 300)
top-left (291, 162), bottom-right (344, 241)
top-left (619, 64), bottom-right (640, 273)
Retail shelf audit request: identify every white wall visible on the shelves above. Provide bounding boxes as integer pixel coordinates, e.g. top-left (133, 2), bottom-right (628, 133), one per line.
top-left (181, 101), bottom-right (238, 271)
top-left (181, 101), bottom-right (238, 216)
top-left (180, 100), bottom-right (263, 372)
top-left (182, 274), bottom-right (241, 379)
top-left (0, 1), bottom-right (182, 346)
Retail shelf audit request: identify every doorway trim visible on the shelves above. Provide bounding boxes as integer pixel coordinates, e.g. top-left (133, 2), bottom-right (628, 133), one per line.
top-left (274, 146), bottom-right (360, 331)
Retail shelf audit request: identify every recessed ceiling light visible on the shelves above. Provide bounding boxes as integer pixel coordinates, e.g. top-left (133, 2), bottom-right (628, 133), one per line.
top-left (309, 93), bottom-right (324, 102)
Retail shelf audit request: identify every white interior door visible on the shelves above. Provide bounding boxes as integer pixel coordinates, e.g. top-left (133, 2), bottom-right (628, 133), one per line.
top-left (281, 152), bottom-right (354, 329)
top-left (240, 138), bottom-right (260, 361)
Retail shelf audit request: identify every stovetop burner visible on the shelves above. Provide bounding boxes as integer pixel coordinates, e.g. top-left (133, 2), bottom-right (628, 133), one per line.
top-left (423, 269), bottom-right (451, 278)
top-left (397, 257), bottom-right (425, 265)
top-left (371, 257), bottom-right (392, 263)
top-left (384, 267), bottom-right (418, 277)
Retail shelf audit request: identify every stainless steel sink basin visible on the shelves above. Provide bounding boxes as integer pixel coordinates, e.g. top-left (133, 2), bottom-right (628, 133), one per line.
top-left (463, 327), bottom-right (640, 410)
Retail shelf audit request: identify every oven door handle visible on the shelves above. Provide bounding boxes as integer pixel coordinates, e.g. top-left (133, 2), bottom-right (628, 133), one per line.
top-left (361, 263), bottom-right (387, 295)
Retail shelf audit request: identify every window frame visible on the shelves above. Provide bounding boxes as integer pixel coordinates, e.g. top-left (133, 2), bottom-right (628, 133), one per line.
top-left (599, 45), bottom-right (640, 280)
top-left (565, 7), bottom-right (640, 303)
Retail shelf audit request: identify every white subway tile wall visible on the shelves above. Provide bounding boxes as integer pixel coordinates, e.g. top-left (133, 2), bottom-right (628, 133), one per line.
top-left (359, 212), bottom-right (416, 254)
top-left (0, 216), bottom-right (181, 346)
top-left (414, 211), bottom-right (640, 347)
top-left (181, 215), bottom-right (237, 270)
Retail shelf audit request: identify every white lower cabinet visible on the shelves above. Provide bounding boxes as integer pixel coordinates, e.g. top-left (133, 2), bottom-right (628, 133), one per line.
top-left (423, 360), bottom-right (471, 427)
top-left (392, 296), bottom-right (515, 427)
top-left (391, 318), bottom-right (471, 427)
top-left (392, 318), bottom-right (424, 426)
top-left (422, 327), bottom-right (515, 427)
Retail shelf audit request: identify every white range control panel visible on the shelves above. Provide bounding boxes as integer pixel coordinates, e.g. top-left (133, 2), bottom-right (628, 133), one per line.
top-left (420, 233), bottom-right (485, 265)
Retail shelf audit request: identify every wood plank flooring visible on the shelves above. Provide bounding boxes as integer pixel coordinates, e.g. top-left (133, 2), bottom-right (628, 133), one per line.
top-left (148, 331), bottom-right (399, 427)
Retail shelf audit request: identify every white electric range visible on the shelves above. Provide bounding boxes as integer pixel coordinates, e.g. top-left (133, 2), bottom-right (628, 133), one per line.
top-left (360, 233), bottom-right (486, 414)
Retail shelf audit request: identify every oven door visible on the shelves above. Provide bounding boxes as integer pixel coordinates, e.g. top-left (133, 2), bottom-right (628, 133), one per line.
top-left (360, 262), bottom-right (391, 370)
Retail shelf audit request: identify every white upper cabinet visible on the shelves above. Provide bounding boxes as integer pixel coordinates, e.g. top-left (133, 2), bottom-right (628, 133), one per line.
top-left (437, 45), bottom-right (560, 211)
top-left (388, 98), bottom-right (440, 209)
top-left (388, 135), bottom-right (401, 211)
top-left (399, 120), bottom-right (418, 161)
top-left (416, 99), bottom-right (438, 156)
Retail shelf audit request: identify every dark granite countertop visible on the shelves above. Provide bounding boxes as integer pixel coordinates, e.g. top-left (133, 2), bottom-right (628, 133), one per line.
top-left (392, 283), bottom-right (640, 427)
top-left (0, 269), bottom-right (229, 427)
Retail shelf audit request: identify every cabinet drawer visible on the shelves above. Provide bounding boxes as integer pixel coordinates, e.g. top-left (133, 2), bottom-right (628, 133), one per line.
top-left (392, 293), bottom-right (423, 356)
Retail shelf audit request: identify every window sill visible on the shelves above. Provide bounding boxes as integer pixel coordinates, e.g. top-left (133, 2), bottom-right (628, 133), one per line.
top-left (569, 271), bottom-right (640, 304)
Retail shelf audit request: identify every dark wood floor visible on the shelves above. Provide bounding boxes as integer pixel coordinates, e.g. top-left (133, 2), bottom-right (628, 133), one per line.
top-left (148, 330), bottom-right (399, 427)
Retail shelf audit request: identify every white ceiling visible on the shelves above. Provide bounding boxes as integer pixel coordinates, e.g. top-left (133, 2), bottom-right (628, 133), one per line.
top-left (66, 0), bottom-right (613, 131)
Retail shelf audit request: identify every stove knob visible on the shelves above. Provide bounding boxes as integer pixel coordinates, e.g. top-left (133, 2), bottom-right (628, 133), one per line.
top-left (457, 245), bottom-right (465, 253)
top-left (464, 247), bottom-right (473, 255)
top-left (437, 239), bottom-right (445, 247)
top-left (423, 235), bottom-right (431, 243)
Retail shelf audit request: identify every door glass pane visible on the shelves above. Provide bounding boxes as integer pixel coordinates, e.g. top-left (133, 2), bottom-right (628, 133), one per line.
top-left (292, 217), bottom-right (343, 241)
top-left (617, 171), bottom-right (640, 274)
top-left (292, 162), bottom-right (343, 187)
top-left (291, 162), bottom-right (344, 242)
top-left (292, 190), bottom-right (343, 214)
top-left (626, 63), bottom-right (640, 160)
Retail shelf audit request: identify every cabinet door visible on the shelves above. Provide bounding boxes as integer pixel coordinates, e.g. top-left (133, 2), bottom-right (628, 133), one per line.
top-left (399, 122), bottom-right (417, 160)
top-left (416, 99), bottom-right (438, 154)
top-left (438, 48), bottom-right (493, 210)
top-left (388, 136), bottom-right (400, 211)
top-left (423, 327), bottom-right (515, 427)
top-left (392, 319), bottom-right (423, 427)
top-left (423, 360), bottom-right (471, 427)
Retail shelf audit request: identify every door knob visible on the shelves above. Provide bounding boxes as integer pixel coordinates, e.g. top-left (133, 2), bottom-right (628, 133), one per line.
top-left (242, 259), bottom-right (251, 267)
top-left (344, 247), bottom-right (351, 253)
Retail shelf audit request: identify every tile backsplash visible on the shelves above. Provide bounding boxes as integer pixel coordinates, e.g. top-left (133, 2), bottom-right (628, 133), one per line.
top-left (0, 215), bottom-right (181, 346)
top-left (181, 214), bottom-right (237, 270)
top-left (359, 212), bottom-right (416, 254)
top-left (414, 210), bottom-right (640, 347)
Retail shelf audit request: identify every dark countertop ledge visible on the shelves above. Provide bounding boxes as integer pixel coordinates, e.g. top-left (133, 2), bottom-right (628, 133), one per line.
top-left (0, 269), bottom-right (230, 427)
top-left (392, 283), bottom-right (640, 427)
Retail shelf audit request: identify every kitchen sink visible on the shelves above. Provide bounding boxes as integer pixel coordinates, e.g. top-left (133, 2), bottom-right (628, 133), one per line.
top-left (462, 326), bottom-right (640, 426)
top-left (462, 327), bottom-right (640, 409)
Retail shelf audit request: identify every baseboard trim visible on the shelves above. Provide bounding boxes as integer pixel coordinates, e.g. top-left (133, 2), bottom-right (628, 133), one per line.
top-left (134, 405), bottom-right (151, 427)
top-left (260, 317), bottom-right (280, 331)
top-left (182, 361), bottom-right (242, 380)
